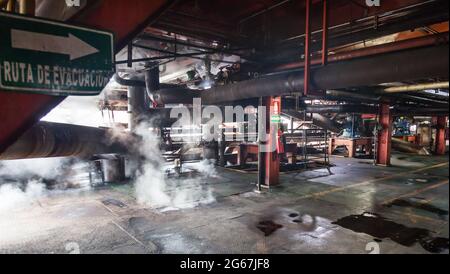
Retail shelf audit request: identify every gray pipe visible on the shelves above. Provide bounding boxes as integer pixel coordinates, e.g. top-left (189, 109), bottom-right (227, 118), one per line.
top-left (0, 122), bottom-right (131, 160)
top-left (153, 45), bottom-right (448, 105)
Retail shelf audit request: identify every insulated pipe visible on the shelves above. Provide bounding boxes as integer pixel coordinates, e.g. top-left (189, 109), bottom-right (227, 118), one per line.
top-left (0, 122), bottom-right (131, 160)
top-left (382, 82), bottom-right (449, 93)
top-left (144, 64), bottom-right (160, 103)
top-left (200, 45), bottom-right (449, 104)
top-left (127, 78), bottom-right (148, 131)
top-left (19, 0), bottom-right (35, 15)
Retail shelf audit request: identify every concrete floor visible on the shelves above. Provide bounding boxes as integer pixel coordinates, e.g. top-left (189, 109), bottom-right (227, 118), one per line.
top-left (0, 153), bottom-right (448, 254)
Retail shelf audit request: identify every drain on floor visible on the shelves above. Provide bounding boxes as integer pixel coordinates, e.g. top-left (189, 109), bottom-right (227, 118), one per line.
top-left (102, 198), bottom-right (127, 208)
top-left (256, 220), bottom-right (283, 236)
top-left (333, 212), bottom-right (449, 254)
top-left (385, 199), bottom-right (449, 218)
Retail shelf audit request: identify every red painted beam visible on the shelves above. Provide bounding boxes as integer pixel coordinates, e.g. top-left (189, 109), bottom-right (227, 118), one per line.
top-left (0, 0), bottom-right (174, 153)
top-left (435, 116), bottom-right (448, 155)
top-left (377, 103), bottom-right (392, 166)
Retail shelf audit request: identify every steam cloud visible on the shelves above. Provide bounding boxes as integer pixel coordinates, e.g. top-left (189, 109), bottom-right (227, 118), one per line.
top-left (0, 158), bottom-right (92, 213)
top-left (133, 123), bottom-right (216, 211)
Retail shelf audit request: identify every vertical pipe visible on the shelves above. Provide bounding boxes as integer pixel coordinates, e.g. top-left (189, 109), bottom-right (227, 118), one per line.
top-left (303, 0), bottom-right (312, 96)
top-left (435, 116), bottom-right (447, 155)
top-left (6, 0), bottom-right (15, 12)
top-left (19, 0), bottom-right (35, 15)
top-left (321, 0), bottom-right (328, 66)
top-left (377, 103), bottom-right (392, 166)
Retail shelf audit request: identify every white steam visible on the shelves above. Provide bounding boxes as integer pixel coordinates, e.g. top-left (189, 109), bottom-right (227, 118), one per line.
top-left (133, 123), bottom-right (216, 210)
top-left (0, 180), bottom-right (46, 212)
top-left (0, 158), bottom-right (92, 213)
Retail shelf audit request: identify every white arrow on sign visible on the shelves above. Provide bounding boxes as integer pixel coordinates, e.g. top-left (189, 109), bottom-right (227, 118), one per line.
top-left (11, 29), bottom-right (99, 60)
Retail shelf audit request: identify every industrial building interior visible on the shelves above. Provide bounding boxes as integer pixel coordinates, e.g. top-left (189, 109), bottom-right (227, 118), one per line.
top-left (0, 0), bottom-right (449, 255)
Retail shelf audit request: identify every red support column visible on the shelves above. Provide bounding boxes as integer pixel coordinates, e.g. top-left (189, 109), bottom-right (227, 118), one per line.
top-left (435, 116), bottom-right (448, 155)
top-left (377, 103), bottom-right (392, 166)
top-left (263, 97), bottom-right (281, 186)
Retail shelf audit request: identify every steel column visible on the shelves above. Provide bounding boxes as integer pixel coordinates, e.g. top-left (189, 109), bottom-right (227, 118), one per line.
top-left (376, 103), bottom-right (392, 166)
top-left (435, 116), bottom-right (448, 155)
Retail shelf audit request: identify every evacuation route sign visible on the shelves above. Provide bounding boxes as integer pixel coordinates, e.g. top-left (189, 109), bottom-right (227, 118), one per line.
top-left (0, 12), bottom-right (114, 96)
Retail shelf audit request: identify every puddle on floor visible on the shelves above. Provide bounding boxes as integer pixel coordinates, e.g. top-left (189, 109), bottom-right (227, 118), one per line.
top-left (333, 212), bottom-right (449, 253)
top-left (385, 199), bottom-right (449, 219)
top-left (102, 198), bottom-right (127, 208)
top-left (256, 221), bottom-right (283, 237)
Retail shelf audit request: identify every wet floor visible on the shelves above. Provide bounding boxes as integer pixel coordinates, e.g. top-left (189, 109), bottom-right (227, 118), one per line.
top-left (0, 153), bottom-right (448, 254)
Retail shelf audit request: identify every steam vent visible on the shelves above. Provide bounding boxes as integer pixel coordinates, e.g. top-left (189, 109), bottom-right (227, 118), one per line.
top-left (0, 0), bottom-right (448, 261)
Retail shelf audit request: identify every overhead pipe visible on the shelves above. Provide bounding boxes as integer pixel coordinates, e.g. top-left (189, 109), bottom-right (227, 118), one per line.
top-left (274, 32), bottom-right (449, 72)
top-left (199, 45), bottom-right (449, 104)
top-left (118, 44), bottom-right (449, 107)
top-left (0, 122), bottom-right (131, 160)
top-left (381, 82), bottom-right (449, 94)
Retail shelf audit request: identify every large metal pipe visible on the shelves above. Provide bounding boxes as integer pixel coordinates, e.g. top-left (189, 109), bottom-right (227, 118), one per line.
top-left (199, 45), bottom-right (449, 104)
top-left (382, 82), bottom-right (449, 94)
top-left (128, 84), bottom-right (148, 131)
top-left (0, 122), bottom-right (131, 160)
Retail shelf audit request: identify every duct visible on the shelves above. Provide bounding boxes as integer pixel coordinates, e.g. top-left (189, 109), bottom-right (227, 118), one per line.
top-left (391, 138), bottom-right (431, 155)
top-left (200, 45), bottom-right (449, 104)
top-left (0, 122), bottom-right (131, 160)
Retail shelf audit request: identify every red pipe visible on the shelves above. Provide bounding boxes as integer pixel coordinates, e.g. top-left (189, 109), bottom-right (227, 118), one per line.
top-left (304, 0), bottom-right (312, 96)
top-left (275, 32), bottom-right (449, 71)
top-left (321, 0), bottom-right (328, 66)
